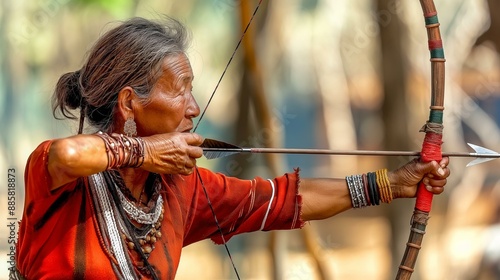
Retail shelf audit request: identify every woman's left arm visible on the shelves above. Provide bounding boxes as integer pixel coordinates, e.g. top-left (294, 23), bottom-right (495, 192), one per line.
top-left (299, 158), bottom-right (450, 221)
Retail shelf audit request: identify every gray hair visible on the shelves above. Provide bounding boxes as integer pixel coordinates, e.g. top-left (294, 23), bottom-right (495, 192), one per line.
top-left (52, 16), bottom-right (190, 133)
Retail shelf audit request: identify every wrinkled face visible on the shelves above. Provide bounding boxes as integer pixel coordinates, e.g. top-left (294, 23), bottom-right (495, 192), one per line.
top-left (134, 53), bottom-right (200, 136)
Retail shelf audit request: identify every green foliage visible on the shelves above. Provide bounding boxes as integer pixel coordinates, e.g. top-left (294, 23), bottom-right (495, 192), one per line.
top-left (300, 0), bottom-right (319, 12)
top-left (74, 0), bottom-right (135, 18)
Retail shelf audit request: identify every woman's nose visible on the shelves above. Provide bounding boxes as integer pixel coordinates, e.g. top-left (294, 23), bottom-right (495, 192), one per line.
top-left (186, 92), bottom-right (200, 118)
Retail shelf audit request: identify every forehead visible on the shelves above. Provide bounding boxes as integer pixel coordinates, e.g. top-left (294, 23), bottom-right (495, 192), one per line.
top-left (158, 53), bottom-right (193, 83)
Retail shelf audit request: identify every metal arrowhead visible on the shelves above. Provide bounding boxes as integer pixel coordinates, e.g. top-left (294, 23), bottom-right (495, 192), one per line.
top-left (466, 143), bottom-right (498, 167)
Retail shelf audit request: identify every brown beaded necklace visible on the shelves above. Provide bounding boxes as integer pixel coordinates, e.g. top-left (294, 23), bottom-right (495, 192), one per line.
top-left (122, 207), bottom-right (164, 256)
top-left (110, 171), bottom-right (164, 259)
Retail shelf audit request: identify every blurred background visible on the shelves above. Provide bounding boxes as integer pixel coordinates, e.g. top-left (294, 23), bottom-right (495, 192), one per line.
top-left (1, 0), bottom-right (499, 279)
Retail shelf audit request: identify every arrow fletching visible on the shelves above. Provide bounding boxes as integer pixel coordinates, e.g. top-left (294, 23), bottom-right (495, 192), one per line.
top-left (201, 138), bottom-right (245, 159)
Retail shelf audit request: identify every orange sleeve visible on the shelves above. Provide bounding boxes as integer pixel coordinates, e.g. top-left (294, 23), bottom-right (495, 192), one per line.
top-left (181, 168), bottom-right (304, 246)
top-left (24, 140), bottom-right (54, 201)
top-left (17, 141), bottom-right (85, 278)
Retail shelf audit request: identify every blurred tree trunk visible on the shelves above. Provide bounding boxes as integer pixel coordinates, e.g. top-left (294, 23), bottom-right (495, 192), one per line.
top-left (0, 0), bottom-right (14, 162)
top-left (314, 1), bottom-right (358, 177)
top-left (235, 1), bottom-right (330, 279)
top-left (235, 1), bottom-right (279, 177)
top-left (375, 0), bottom-right (412, 278)
top-left (235, 1), bottom-right (286, 280)
top-left (474, 0), bottom-right (500, 51)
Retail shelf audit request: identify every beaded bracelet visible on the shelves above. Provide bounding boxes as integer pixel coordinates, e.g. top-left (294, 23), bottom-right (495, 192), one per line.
top-left (367, 172), bottom-right (377, 205)
top-left (345, 169), bottom-right (392, 208)
top-left (355, 175), bottom-right (368, 207)
top-left (376, 169), bottom-right (393, 203)
top-left (362, 173), bottom-right (371, 206)
top-left (345, 175), bottom-right (359, 208)
top-left (95, 131), bottom-right (145, 169)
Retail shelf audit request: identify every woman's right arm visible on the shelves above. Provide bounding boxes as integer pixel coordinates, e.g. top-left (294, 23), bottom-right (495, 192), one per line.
top-left (48, 135), bottom-right (109, 190)
top-left (47, 133), bottom-right (204, 191)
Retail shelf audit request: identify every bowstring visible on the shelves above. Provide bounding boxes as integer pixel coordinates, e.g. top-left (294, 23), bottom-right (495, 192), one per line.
top-left (192, 1), bottom-right (264, 279)
top-left (194, 168), bottom-right (240, 279)
top-left (193, 0), bottom-right (264, 132)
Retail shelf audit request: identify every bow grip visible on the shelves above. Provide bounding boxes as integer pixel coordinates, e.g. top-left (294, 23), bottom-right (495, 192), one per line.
top-left (415, 132), bottom-right (443, 212)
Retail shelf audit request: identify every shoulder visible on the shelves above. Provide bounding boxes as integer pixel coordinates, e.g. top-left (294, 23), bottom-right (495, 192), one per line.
top-left (25, 140), bottom-right (55, 187)
top-left (26, 140), bottom-right (55, 166)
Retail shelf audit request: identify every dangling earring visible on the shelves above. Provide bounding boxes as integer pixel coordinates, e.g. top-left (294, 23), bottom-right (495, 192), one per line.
top-left (124, 117), bottom-right (137, 137)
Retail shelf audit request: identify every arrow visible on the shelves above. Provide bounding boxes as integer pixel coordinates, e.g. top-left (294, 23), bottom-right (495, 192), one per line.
top-left (201, 139), bottom-right (499, 167)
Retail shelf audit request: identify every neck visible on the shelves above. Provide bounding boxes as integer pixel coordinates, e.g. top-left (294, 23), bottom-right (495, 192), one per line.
top-left (118, 168), bottom-right (150, 201)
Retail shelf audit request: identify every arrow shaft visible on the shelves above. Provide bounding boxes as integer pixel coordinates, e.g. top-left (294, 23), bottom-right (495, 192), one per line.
top-left (201, 147), bottom-right (500, 158)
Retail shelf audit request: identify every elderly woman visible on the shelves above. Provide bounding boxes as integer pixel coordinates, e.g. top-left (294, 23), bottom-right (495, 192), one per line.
top-left (15, 17), bottom-right (449, 279)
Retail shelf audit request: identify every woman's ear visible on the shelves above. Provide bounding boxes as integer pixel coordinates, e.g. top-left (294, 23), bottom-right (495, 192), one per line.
top-left (117, 86), bottom-right (137, 119)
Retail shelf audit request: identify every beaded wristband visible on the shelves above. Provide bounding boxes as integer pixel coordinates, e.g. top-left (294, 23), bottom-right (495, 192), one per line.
top-left (346, 174), bottom-right (368, 208)
top-left (346, 176), bottom-right (359, 208)
top-left (347, 170), bottom-right (393, 208)
top-left (135, 137), bottom-right (146, 167)
top-left (376, 170), bottom-right (385, 203)
top-left (376, 169), bottom-right (393, 203)
top-left (368, 172), bottom-right (380, 205)
top-left (355, 175), bottom-right (368, 207)
top-left (362, 174), bottom-right (371, 206)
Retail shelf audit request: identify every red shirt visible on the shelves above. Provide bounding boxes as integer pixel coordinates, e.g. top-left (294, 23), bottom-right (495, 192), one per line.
top-left (16, 140), bottom-right (303, 279)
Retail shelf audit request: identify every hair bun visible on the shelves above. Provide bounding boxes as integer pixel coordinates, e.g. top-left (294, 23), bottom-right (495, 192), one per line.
top-left (52, 70), bottom-right (84, 120)
top-left (64, 70), bottom-right (83, 109)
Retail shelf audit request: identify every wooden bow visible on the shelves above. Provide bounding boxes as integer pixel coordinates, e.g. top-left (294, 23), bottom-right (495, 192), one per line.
top-left (396, 1), bottom-right (446, 279)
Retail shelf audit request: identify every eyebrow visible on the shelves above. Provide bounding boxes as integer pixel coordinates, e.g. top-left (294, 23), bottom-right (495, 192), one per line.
top-left (183, 75), bottom-right (194, 83)
top-left (176, 74), bottom-right (193, 85)
top-left (175, 73), bottom-right (194, 83)
top-left (170, 75), bottom-right (193, 92)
